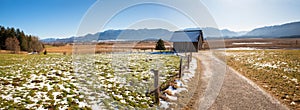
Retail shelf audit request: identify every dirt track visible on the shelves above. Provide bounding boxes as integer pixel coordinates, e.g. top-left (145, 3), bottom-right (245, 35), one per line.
top-left (192, 51), bottom-right (288, 110)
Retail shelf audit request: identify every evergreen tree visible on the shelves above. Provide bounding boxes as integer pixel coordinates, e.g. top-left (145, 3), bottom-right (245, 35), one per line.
top-left (155, 39), bottom-right (166, 50)
top-left (19, 31), bottom-right (28, 51)
top-left (0, 26), bottom-right (5, 49)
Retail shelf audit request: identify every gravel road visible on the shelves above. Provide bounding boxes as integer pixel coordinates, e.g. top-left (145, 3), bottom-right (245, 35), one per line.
top-left (193, 51), bottom-right (289, 110)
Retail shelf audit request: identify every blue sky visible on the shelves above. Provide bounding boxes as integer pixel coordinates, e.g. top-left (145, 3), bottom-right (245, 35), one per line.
top-left (0, 0), bottom-right (96, 38)
top-left (1, 0), bottom-right (300, 38)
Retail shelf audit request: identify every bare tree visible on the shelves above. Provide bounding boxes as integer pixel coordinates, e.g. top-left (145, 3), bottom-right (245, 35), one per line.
top-left (5, 37), bottom-right (20, 53)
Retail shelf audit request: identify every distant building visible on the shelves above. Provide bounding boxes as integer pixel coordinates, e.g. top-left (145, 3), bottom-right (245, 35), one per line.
top-left (170, 30), bottom-right (204, 53)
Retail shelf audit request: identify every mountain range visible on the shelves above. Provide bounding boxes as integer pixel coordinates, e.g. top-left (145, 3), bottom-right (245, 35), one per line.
top-left (245, 21), bottom-right (300, 37)
top-left (42, 21), bottom-right (300, 43)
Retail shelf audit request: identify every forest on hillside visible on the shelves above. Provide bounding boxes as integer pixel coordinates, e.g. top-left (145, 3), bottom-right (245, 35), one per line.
top-left (0, 26), bottom-right (44, 53)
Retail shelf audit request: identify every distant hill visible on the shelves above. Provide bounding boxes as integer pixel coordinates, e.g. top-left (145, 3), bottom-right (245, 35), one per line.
top-left (41, 38), bottom-right (56, 43)
top-left (100, 29), bottom-right (172, 41)
top-left (246, 21), bottom-right (300, 37)
top-left (203, 21), bottom-right (300, 39)
top-left (42, 29), bottom-right (173, 43)
top-left (201, 27), bottom-right (247, 38)
top-left (41, 21), bottom-right (300, 43)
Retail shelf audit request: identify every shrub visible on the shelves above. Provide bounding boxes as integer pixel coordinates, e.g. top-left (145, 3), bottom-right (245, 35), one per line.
top-left (155, 39), bottom-right (166, 50)
top-left (44, 50), bottom-right (47, 55)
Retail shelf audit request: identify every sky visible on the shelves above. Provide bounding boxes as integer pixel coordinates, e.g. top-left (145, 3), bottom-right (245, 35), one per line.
top-left (0, 0), bottom-right (96, 38)
top-left (202, 0), bottom-right (300, 32)
top-left (1, 0), bottom-right (300, 38)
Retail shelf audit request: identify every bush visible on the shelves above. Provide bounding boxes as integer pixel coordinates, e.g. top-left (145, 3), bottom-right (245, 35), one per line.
top-left (44, 50), bottom-right (47, 55)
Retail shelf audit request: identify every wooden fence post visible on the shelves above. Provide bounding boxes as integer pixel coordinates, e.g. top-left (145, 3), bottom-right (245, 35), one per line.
top-left (190, 52), bottom-right (193, 61)
top-left (153, 70), bottom-right (160, 105)
top-left (187, 55), bottom-right (190, 69)
top-left (188, 52), bottom-right (192, 69)
top-left (179, 58), bottom-right (183, 78)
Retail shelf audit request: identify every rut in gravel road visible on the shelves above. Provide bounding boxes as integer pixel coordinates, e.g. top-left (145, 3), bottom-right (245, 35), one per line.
top-left (191, 51), bottom-right (288, 110)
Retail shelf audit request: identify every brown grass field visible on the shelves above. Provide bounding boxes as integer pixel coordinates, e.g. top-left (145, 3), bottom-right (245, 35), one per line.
top-left (44, 38), bottom-right (300, 54)
top-left (45, 41), bottom-right (173, 54)
top-left (203, 38), bottom-right (300, 49)
top-left (0, 50), bottom-right (29, 54)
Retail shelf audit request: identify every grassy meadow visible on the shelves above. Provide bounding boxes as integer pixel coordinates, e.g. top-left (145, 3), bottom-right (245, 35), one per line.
top-left (0, 53), bottom-right (180, 109)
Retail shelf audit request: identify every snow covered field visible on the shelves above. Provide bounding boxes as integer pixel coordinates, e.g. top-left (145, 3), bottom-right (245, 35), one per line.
top-left (0, 53), bottom-right (181, 109)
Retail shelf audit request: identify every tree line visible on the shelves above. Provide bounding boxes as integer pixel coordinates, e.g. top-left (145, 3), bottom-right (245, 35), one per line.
top-left (0, 26), bottom-right (44, 53)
